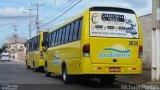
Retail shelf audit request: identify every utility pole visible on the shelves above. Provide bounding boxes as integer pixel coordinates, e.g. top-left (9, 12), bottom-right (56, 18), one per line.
top-left (152, 0), bottom-right (160, 81)
top-left (13, 25), bottom-right (19, 38)
top-left (12, 25), bottom-right (19, 59)
top-left (25, 8), bottom-right (35, 39)
top-left (32, 2), bottom-right (44, 34)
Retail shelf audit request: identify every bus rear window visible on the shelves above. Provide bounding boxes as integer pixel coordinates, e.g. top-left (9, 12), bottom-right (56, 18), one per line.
top-left (90, 7), bottom-right (139, 38)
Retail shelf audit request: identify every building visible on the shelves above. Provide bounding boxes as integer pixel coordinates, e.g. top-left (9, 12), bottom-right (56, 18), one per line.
top-left (6, 35), bottom-right (26, 61)
top-left (139, 13), bottom-right (153, 67)
top-left (138, 0), bottom-right (160, 67)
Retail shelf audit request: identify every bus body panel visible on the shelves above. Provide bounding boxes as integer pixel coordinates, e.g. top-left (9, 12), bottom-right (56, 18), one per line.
top-left (80, 57), bottom-right (142, 74)
top-left (90, 38), bottom-right (139, 65)
top-left (26, 51), bottom-right (38, 67)
top-left (46, 41), bottom-right (81, 74)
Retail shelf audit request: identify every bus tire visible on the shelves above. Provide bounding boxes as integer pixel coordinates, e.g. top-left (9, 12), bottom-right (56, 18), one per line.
top-left (62, 64), bottom-right (72, 84)
top-left (44, 62), bottom-right (51, 77)
top-left (99, 75), bottom-right (115, 86)
top-left (33, 61), bottom-right (39, 72)
top-left (26, 60), bottom-right (30, 69)
top-left (34, 67), bottom-right (39, 72)
top-left (39, 66), bottom-right (45, 72)
top-left (27, 66), bottom-right (30, 69)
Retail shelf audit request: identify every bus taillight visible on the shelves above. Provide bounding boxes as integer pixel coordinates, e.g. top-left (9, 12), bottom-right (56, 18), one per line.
top-left (83, 44), bottom-right (90, 57)
top-left (139, 46), bottom-right (143, 58)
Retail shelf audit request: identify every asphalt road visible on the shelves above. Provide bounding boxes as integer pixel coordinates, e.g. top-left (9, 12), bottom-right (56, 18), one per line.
top-left (0, 60), bottom-right (125, 90)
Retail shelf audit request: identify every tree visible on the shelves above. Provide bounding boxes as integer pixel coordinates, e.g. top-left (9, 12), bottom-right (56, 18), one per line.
top-left (0, 44), bottom-right (7, 54)
top-left (0, 48), bottom-right (3, 54)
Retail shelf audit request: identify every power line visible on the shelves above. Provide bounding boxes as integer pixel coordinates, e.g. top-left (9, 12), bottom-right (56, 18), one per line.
top-left (25, 0), bottom-right (88, 39)
top-left (25, 26), bottom-right (36, 38)
top-left (52, 0), bottom-right (91, 22)
top-left (40, 0), bottom-right (90, 27)
top-left (25, 8), bottom-right (35, 39)
top-left (40, 0), bottom-right (82, 28)
top-left (25, 15), bottom-right (72, 38)
top-left (41, 0), bottom-right (76, 21)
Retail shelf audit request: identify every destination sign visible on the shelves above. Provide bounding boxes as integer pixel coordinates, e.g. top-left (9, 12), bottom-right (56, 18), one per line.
top-left (101, 14), bottom-right (125, 22)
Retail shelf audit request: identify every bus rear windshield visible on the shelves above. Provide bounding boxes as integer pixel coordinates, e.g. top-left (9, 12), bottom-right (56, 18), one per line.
top-left (90, 7), bottom-right (139, 38)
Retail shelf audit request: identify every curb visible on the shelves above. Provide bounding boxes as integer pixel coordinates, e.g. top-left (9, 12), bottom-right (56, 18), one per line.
top-left (13, 60), bottom-right (25, 63)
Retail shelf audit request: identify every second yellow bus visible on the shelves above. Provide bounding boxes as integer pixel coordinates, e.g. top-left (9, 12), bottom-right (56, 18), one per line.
top-left (26, 31), bottom-right (48, 72)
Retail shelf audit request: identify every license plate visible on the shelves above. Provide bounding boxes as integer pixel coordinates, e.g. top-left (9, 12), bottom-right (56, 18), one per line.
top-left (109, 67), bottom-right (121, 72)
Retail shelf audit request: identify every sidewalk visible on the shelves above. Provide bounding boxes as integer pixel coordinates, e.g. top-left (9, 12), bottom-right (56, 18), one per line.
top-left (116, 64), bottom-right (160, 84)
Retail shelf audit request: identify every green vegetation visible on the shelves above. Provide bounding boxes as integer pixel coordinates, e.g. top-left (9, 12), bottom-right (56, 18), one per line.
top-left (0, 44), bottom-right (7, 54)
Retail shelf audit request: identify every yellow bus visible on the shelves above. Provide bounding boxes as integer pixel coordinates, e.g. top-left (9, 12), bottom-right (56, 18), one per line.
top-left (42, 7), bottom-right (143, 85)
top-left (26, 31), bottom-right (48, 72)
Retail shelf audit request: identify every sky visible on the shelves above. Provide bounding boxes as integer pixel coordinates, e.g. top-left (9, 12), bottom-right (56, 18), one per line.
top-left (0, 0), bottom-right (152, 47)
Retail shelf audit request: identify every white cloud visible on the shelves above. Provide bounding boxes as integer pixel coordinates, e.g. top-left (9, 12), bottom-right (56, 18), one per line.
top-left (123, 0), bottom-right (150, 8)
top-left (0, 7), bottom-right (29, 17)
top-left (86, 0), bottom-right (151, 16)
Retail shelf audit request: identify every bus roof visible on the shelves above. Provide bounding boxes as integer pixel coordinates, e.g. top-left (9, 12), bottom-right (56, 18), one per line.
top-left (28, 31), bottom-right (48, 40)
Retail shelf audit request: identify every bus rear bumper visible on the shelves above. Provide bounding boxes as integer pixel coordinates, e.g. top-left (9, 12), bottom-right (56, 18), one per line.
top-left (81, 60), bottom-right (142, 75)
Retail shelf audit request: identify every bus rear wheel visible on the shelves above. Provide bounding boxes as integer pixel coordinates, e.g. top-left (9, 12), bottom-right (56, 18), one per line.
top-left (27, 66), bottom-right (30, 69)
top-left (62, 65), bottom-right (72, 84)
top-left (26, 60), bottom-right (30, 69)
top-left (33, 62), bottom-right (39, 72)
top-left (44, 64), bottom-right (51, 77)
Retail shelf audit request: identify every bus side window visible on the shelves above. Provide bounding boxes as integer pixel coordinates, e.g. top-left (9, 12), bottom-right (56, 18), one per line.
top-left (30, 39), bottom-right (33, 51)
top-left (53, 31), bottom-right (57, 46)
top-left (65, 24), bottom-right (71, 43)
top-left (34, 37), bottom-right (36, 51)
top-left (37, 35), bottom-right (40, 50)
top-left (29, 42), bottom-right (30, 51)
top-left (69, 22), bottom-right (74, 42)
top-left (33, 37), bottom-right (36, 51)
top-left (50, 32), bottom-right (54, 47)
top-left (31, 38), bottom-right (33, 51)
top-left (62, 27), bottom-right (66, 44)
top-left (35, 36), bottom-right (39, 51)
top-left (56, 30), bottom-right (60, 45)
top-left (73, 20), bottom-right (80, 41)
top-left (43, 32), bottom-right (48, 42)
top-left (51, 33), bottom-right (53, 47)
top-left (35, 36), bottom-right (37, 50)
top-left (60, 28), bottom-right (64, 45)
top-left (52, 32), bottom-right (55, 47)
top-left (49, 33), bottom-right (52, 47)
top-left (55, 30), bottom-right (59, 46)
top-left (58, 29), bottom-right (63, 45)
top-left (78, 18), bottom-right (82, 40)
